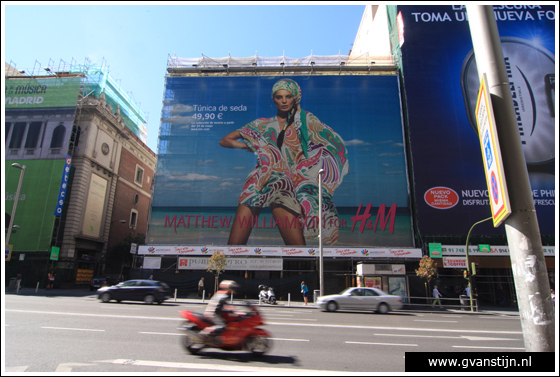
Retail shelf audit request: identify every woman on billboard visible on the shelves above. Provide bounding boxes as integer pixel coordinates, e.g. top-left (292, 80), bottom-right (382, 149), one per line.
top-left (219, 78), bottom-right (349, 246)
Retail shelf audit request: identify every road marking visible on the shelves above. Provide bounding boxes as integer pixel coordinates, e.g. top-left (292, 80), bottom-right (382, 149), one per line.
top-left (55, 362), bottom-right (96, 372)
top-left (414, 320), bottom-right (458, 323)
top-left (346, 341), bottom-right (417, 347)
top-left (373, 333), bottom-right (521, 341)
top-left (453, 345), bottom-right (525, 350)
top-left (41, 326), bottom-right (105, 332)
top-left (96, 359), bottom-right (347, 373)
top-left (271, 337), bottom-right (309, 342)
top-left (5, 309), bottom-right (523, 335)
top-left (140, 331), bottom-right (182, 336)
top-left (4, 366), bottom-right (28, 372)
top-left (460, 335), bottom-right (522, 341)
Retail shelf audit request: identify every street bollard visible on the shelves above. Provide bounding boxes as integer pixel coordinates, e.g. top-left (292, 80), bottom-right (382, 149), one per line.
top-left (202, 290), bottom-right (205, 303)
top-left (36, 282), bottom-right (39, 293)
top-left (174, 289), bottom-right (177, 302)
top-left (230, 291), bottom-right (233, 304)
top-left (288, 293), bottom-right (291, 306)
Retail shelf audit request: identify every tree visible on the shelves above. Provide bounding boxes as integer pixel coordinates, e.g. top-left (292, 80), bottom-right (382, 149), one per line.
top-left (415, 255), bottom-right (438, 300)
top-left (206, 250), bottom-right (227, 294)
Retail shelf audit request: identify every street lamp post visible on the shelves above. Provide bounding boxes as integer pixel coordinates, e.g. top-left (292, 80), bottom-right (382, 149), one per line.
top-left (318, 169), bottom-right (324, 297)
top-left (6, 163), bottom-right (26, 246)
top-left (465, 216), bottom-right (492, 312)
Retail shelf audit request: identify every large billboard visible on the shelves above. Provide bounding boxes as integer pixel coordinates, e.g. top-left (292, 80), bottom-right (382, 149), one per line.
top-left (396, 5), bottom-right (556, 236)
top-left (5, 159), bottom-right (66, 252)
top-left (5, 76), bottom-right (81, 109)
top-left (149, 74), bottom-right (413, 247)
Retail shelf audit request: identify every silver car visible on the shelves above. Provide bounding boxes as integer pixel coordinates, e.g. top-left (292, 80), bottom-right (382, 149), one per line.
top-left (316, 287), bottom-right (403, 314)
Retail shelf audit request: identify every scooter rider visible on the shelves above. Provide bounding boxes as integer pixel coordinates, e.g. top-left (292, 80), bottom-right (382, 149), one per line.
top-left (202, 280), bottom-right (239, 344)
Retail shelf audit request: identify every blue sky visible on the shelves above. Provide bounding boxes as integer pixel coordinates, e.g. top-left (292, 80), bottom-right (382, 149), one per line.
top-left (3, 3), bottom-right (366, 153)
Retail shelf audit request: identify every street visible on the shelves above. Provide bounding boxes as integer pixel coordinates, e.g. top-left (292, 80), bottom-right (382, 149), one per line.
top-left (4, 292), bottom-right (525, 373)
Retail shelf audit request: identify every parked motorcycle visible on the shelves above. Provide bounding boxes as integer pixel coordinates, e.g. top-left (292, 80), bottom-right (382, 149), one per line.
top-left (179, 303), bottom-right (272, 356)
top-left (258, 285), bottom-right (277, 305)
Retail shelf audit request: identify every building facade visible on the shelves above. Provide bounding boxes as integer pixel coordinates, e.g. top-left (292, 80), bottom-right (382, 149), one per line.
top-left (4, 61), bottom-right (156, 289)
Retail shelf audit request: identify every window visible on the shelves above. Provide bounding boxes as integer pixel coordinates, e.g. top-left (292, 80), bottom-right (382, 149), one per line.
top-left (25, 122), bottom-right (42, 149)
top-left (134, 165), bottom-right (144, 186)
top-left (130, 209), bottom-right (138, 229)
top-left (9, 122), bottom-right (26, 149)
top-left (133, 193), bottom-right (139, 205)
top-left (5, 123), bottom-right (12, 142)
top-left (50, 123), bottom-right (66, 149)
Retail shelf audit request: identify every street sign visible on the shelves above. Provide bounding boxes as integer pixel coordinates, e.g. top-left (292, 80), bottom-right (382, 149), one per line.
top-left (475, 73), bottom-right (511, 227)
top-left (130, 243), bottom-right (138, 254)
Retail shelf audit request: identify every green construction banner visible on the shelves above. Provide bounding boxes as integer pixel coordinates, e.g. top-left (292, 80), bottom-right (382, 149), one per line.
top-left (5, 159), bottom-right (66, 252)
top-left (5, 76), bottom-right (81, 109)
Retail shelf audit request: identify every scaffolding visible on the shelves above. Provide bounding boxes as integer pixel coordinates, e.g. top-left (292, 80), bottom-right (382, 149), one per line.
top-left (167, 51), bottom-right (396, 75)
top-left (6, 57), bottom-right (148, 144)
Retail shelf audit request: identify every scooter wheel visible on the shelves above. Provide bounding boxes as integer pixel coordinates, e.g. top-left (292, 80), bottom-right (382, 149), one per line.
top-left (181, 334), bottom-right (205, 354)
top-left (245, 335), bottom-right (271, 356)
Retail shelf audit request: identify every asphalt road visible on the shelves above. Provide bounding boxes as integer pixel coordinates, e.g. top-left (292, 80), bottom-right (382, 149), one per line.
top-left (4, 292), bottom-right (525, 373)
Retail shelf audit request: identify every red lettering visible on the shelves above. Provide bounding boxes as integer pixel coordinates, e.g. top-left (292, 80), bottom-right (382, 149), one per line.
top-left (374, 203), bottom-right (397, 234)
top-left (165, 215), bottom-right (178, 234)
top-left (351, 203), bottom-right (396, 234)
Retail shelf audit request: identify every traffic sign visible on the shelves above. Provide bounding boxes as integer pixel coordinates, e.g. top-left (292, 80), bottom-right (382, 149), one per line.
top-left (475, 73), bottom-right (511, 227)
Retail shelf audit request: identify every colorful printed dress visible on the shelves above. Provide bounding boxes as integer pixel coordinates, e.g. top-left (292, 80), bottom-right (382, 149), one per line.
top-left (237, 110), bottom-right (349, 245)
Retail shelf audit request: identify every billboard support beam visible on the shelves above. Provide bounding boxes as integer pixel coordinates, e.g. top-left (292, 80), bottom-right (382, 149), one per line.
top-left (466, 5), bottom-right (554, 351)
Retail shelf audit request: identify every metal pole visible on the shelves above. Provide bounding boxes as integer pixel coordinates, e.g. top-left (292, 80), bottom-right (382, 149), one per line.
top-left (318, 169), bottom-right (324, 297)
top-left (6, 164), bottom-right (26, 246)
top-left (467, 5), bottom-right (554, 351)
top-left (465, 217), bottom-right (492, 312)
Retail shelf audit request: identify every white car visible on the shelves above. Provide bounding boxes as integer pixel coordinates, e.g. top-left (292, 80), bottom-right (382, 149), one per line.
top-left (316, 287), bottom-right (403, 314)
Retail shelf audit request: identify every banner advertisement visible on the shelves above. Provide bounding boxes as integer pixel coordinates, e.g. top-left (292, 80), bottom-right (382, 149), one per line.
top-left (178, 257), bottom-right (283, 271)
top-left (442, 245), bottom-right (555, 257)
top-left (54, 155), bottom-right (72, 217)
top-left (149, 75), bottom-right (413, 247)
top-left (5, 76), bottom-right (81, 109)
top-left (396, 5), bottom-right (555, 236)
top-left (138, 245), bottom-right (422, 258)
top-left (81, 174), bottom-right (108, 238)
top-left (443, 257), bottom-right (467, 269)
top-left (5, 159), bottom-right (66, 252)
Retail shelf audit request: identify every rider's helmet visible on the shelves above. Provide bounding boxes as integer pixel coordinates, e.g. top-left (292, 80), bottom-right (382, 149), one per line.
top-left (258, 284), bottom-right (265, 290)
top-left (219, 280), bottom-right (239, 293)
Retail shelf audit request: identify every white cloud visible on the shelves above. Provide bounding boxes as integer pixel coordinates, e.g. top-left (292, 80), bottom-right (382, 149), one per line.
top-left (345, 139), bottom-right (372, 146)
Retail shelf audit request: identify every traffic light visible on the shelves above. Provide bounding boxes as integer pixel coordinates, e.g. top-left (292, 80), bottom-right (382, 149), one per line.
top-left (463, 270), bottom-right (469, 279)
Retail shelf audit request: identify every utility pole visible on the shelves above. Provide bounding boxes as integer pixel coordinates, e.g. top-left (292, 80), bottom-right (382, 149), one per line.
top-left (466, 5), bottom-right (554, 351)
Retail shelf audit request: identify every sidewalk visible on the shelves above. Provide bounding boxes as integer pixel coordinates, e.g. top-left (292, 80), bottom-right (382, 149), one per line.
top-left (6, 287), bottom-right (519, 315)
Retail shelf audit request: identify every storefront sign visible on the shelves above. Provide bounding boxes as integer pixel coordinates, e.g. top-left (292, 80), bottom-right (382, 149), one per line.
top-left (177, 257), bottom-right (283, 271)
top-left (443, 257), bottom-right (467, 268)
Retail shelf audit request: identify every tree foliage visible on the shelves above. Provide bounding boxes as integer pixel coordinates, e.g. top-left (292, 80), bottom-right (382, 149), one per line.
top-left (415, 255), bottom-right (437, 282)
top-left (206, 250), bottom-right (227, 293)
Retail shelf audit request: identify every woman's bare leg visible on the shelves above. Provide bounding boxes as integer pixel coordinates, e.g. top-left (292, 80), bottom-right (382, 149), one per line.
top-left (227, 204), bottom-right (261, 245)
top-left (271, 204), bottom-right (306, 245)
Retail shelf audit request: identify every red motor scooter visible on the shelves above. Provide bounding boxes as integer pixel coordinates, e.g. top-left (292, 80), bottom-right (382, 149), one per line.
top-left (179, 303), bottom-right (272, 356)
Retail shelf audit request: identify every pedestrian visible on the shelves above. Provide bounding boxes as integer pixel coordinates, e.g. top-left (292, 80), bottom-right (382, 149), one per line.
top-left (16, 273), bottom-right (22, 292)
top-left (551, 289), bottom-right (555, 306)
top-left (465, 285), bottom-right (470, 298)
top-left (301, 281), bottom-right (309, 306)
top-left (149, 275), bottom-right (153, 280)
top-left (497, 284), bottom-right (506, 306)
top-left (432, 285), bottom-right (443, 308)
top-left (198, 277), bottom-right (205, 298)
top-left (47, 271), bottom-right (55, 290)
